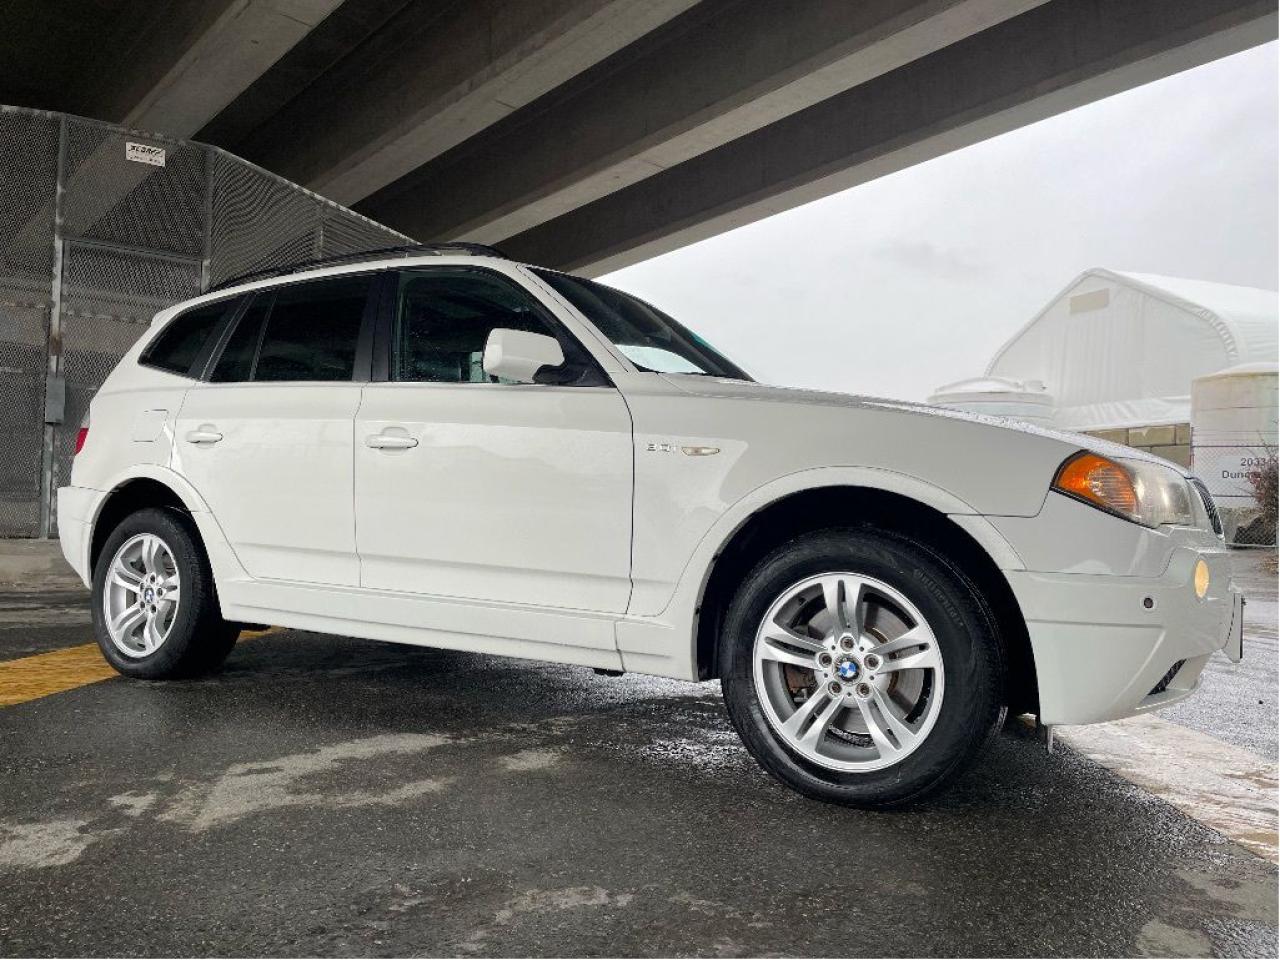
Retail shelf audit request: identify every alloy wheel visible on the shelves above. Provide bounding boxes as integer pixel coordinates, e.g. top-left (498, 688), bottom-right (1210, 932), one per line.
top-left (102, 533), bottom-right (182, 658)
top-left (752, 572), bottom-right (945, 772)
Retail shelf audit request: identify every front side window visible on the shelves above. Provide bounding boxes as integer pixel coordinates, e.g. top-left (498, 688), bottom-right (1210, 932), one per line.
top-left (141, 298), bottom-right (238, 376)
top-left (393, 268), bottom-right (575, 383)
top-left (532, 269), bottom-right (750, 380)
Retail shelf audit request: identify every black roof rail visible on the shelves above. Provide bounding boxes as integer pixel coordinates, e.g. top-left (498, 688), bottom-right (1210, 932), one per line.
top-left (209, 242), bottom-right (510, 292)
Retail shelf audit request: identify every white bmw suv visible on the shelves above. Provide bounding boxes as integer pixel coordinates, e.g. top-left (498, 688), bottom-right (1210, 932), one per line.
top-left (58, 244), bottom-right (1243, 806)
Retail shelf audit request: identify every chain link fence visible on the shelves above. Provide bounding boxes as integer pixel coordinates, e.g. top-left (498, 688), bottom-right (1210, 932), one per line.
top-left (1, 106), bottom-right (409, 537)
top-left (1192, 444), bottom-right (1278, 547)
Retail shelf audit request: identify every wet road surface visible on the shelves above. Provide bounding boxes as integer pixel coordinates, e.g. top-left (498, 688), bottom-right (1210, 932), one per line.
top-left (0, 569), bottom-right (1276, 957)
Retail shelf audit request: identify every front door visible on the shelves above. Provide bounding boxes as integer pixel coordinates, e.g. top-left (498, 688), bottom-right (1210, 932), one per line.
top-left (354, 266), bottom-right (633, 613)
top-left (174, 274), bottom-right (376, 585)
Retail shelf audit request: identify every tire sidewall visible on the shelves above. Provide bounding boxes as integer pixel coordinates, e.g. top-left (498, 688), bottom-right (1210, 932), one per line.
top-left (721, 528), bottom-right (1004, 807)
top-left (91, 507), bottom-right (219, 679)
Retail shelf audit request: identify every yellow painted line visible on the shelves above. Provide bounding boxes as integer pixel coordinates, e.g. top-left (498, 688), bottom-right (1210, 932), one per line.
top-left (0, 643), bottom-right (119, 707)
top-left (0, 629), bottom-right (278, 708)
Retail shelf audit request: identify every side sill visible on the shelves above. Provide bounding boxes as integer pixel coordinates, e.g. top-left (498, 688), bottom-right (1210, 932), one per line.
top-left (221, 602), bottom-right (626, 672)
top-left (219, 577), bottom-right (625, 671)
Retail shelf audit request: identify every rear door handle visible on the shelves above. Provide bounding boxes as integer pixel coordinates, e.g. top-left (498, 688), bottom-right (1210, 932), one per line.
top-left (185, 428), bottom-right (223, 444)
top-left (365, 433), bottom-right (418, 450)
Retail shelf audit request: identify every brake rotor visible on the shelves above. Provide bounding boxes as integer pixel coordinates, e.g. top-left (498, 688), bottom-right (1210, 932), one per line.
top-left (778, 600), bottom-right (924, 747)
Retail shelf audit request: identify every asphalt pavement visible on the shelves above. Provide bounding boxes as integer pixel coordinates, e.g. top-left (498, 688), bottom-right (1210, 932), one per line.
top-left (0, 557), bottom-right (1276, 957)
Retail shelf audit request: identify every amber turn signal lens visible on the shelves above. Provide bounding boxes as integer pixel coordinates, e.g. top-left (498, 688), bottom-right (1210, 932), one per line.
top-left (1053, 452), bottom-right (1139, 518)
top-left (1194, 559), bottom-right (1210, 599)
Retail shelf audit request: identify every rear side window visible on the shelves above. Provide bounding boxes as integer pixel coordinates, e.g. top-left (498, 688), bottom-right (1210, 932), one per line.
top-left (254, 275), bottom-right (373, 382)
top-left (207, 275), bottom-right (374, 383)
top-left (210, 294), bottom-right (270, 383)
top-left (140, 299), bottom-right (236, 376)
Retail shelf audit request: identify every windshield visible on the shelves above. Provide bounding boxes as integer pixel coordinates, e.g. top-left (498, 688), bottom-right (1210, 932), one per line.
top-left (532, 269), bottom-right (751, 380)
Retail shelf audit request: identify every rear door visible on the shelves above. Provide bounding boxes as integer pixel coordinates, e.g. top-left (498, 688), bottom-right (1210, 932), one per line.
top-left (174, 273), bottom-right (377, 585)
top-left (354, 266), bottom-right (634, 613)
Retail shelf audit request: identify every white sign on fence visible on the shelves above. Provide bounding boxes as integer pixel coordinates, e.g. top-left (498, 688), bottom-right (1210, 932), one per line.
top-left (125, 142), bottom-right (166, 167)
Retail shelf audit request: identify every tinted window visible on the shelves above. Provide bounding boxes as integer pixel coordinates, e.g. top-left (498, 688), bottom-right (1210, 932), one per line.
top-left (140, 299), bottom-right (235, 376)
top-left (210, 294), bottom-right (270, 383)
top-left (394, 269), bottom-right (562, 383)
top-left (253, 275), bottom-right (373, 382)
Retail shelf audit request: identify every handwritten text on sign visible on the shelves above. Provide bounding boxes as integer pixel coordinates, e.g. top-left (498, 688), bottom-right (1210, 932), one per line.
top-left (125, 142), bottom-right (166, 167)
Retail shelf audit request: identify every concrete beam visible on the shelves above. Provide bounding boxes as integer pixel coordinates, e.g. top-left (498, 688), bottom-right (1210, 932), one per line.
top-left (121, 0), bottom-right (345, 137)
top-left (494, 0), bottom-right (1277, 276)
top-left (236, 0), bottom-right (700, 206)
top-left (359, 0), bottom-right (1047, 244)
top-left (2, 2), bottom-right (343, 272)
top-left (103, 1), bottom-right (345, 137)
top-left (196, 0), bottom-right (411, 149)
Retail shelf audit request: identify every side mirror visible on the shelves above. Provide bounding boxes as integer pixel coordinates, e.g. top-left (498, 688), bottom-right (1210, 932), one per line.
top-left (482, 328), bottom-right (565, 384)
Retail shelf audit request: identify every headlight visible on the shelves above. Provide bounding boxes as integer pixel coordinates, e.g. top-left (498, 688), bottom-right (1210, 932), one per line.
top-left (1052, 451), bottom-right (1197, 528)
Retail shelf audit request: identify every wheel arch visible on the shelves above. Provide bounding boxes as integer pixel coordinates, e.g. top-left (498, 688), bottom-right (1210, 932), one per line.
top-left (87, 467), bottom-right (214, 575)
top-left (692, 480), bottom-right (1039, 715)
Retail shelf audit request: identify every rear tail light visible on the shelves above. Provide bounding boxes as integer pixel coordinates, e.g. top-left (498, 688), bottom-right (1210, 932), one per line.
top-left (74, 415), bottom-right (89, 455)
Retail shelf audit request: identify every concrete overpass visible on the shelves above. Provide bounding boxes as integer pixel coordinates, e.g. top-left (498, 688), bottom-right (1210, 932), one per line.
top-left (4, 0), bottom-right (1274, 275)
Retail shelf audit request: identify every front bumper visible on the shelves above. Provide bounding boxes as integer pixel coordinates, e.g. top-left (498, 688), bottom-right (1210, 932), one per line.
top-left (1005, 543), bottom-right (1239, 725)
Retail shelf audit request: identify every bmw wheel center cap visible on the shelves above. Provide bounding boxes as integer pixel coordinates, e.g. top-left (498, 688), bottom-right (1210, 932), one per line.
top-left (836, 658), bottom-right (859, 681)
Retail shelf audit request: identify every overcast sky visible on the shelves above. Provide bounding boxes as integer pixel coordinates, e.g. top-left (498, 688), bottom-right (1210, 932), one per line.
top-left (601, 41), bottom-right (1279, 402)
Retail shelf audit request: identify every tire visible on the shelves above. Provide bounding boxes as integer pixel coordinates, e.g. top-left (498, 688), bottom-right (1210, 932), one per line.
top-left (720, 527), bottom-right (1006, 807)
top-left (91, 507), bottom-right (240, 679)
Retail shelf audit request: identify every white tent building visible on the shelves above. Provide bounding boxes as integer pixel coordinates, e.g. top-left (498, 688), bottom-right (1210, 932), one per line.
top-left (930, 268), bottom-right (1278, 463)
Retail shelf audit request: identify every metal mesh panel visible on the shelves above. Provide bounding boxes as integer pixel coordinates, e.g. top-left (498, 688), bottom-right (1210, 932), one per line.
top-left (321, 209), bottom-right (405, 258)
top-left (50, 244), bottom-right (202, 533)
top-left (0, 110), bottom-right (59, 295)
top-left (0, 109), bottom-right (59, 535)
top-left (0, 106), bottom-right (407, 537)
top-left (63, 120), bottom-right (206, 257)
top-left (61, 243), bottom-right (201, 326)
top-left (207, 153), bottom-right (320, 287)
top-left (0, 303), bottom-right (49, 536)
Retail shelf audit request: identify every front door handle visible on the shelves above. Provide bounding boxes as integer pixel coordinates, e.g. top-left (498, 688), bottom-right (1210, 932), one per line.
top-left (365, 433), bottom-right (419, 450)
top-left (185, 428), bottom-right (223, 444)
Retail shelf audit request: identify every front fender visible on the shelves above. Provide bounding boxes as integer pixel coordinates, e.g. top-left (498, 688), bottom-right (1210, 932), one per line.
top-left (661, 466), bottom-right (1024, 616)
top-left (614, 467), bottom-right (1025, 679)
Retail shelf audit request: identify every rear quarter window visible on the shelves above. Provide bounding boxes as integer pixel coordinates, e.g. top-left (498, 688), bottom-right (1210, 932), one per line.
top-left (140, 298), bottom-right (238, 376)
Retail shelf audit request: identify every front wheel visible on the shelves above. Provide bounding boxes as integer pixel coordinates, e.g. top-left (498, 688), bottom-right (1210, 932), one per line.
top-left (720, 528), bottom-right (1005, 807)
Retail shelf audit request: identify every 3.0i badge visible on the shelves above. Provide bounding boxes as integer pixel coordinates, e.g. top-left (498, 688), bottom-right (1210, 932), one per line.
top-left (644, 441), bottom-right (721, 456)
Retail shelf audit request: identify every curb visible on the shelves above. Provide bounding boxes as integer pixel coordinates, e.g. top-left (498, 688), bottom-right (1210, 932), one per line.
top-left (0, 539), bottom-right (85, 590)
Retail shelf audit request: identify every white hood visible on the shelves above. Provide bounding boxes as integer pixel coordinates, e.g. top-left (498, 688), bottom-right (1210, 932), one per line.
top-left (659, 375), bottom-right (1186, 474)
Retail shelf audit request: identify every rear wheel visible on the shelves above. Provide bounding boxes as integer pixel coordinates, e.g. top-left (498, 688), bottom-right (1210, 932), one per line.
top-left (92, 507), bottom-right (239, 679)
top-left (720, 528), bottom-right (1005, 807)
